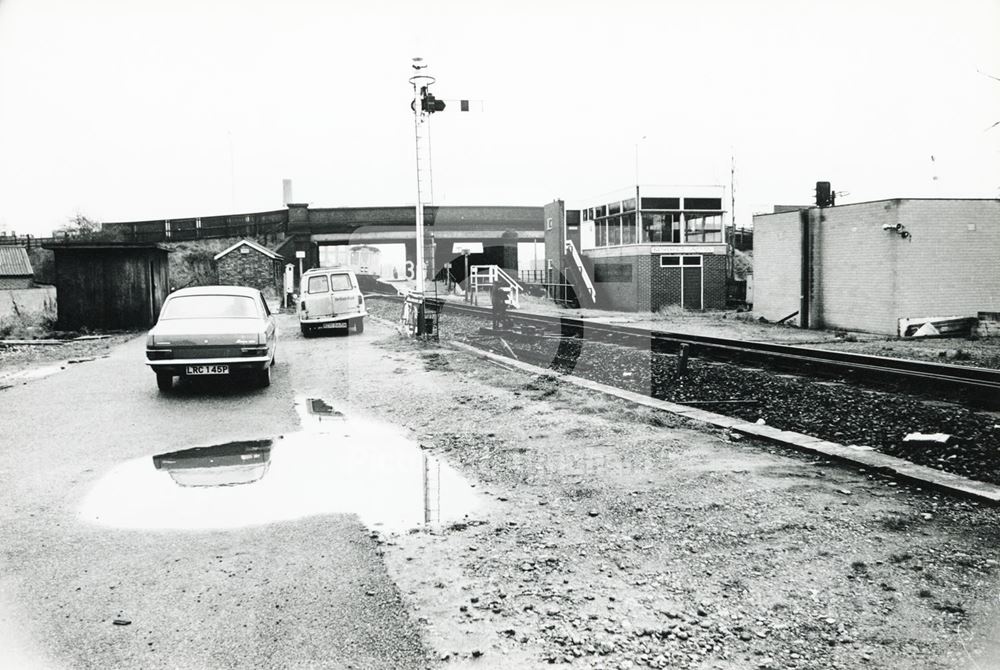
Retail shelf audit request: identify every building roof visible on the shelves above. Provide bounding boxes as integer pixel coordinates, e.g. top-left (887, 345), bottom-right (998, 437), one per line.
top-left (753, 197), bottom-right (1000, 218)
top-left (213, 238), bottom-right (283, 261)
top-left (0, 246), bottom-right (33, 276)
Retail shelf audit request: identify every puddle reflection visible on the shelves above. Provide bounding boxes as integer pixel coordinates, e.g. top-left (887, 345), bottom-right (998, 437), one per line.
top-left (78, 399), bottom-right (479, 532)
top-left (153, 439), bottom-right (272, 487)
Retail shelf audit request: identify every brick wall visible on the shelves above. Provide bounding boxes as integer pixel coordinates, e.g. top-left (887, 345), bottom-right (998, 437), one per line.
top-left (812, 200), bottom-right (899, 333)
top-left (217, 249), bottom-right (278, 295)
top-left (543, 201), bottom-right (564, 281)
top-left (590, 251), bottom-right (726, 312)
top-left (592, 255), bottom-right (646, 310)
top-left (703, 255), bottom-right (727, 308)
top-left (893, 200), bottom-right (1000, 328)
top-left (755, 199), bottom-right (1000, 335)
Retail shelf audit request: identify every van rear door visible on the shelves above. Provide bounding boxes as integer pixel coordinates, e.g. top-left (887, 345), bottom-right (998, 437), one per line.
top-left (301, 273), bottom-right (334, 319)
top-left (330, 272), bottom-right (358, 316)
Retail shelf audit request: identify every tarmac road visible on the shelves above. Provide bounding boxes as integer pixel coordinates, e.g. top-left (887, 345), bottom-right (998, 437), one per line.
top-left (0, 316), bottom-right (429, 670)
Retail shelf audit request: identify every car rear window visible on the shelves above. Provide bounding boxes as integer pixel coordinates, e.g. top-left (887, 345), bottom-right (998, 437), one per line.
top-left (306, 275), bottom-right (329, 294)
top-left (330, 274), bottom-right (354, 291)
top-left (160, 295), bottom-right (259, 319)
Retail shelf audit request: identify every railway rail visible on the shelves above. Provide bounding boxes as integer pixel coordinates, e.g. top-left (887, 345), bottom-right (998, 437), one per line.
top-left (372, 294), bottom-right (1000, 410)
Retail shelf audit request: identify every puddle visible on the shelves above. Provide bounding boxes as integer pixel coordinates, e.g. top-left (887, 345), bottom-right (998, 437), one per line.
top-left (78, 398), bottom-right (480, 532)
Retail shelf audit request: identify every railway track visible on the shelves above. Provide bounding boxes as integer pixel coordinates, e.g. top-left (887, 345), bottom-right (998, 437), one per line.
top-left (372, 294), bottom-right (1000, 409)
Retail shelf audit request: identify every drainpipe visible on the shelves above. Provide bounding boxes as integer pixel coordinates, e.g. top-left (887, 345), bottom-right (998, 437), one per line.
top-left (799, 208), bottom-right (811, 329)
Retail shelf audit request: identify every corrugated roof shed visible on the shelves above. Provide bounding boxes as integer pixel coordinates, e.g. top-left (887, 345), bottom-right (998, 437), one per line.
top-left (0, 246), bottom-right (33, 276)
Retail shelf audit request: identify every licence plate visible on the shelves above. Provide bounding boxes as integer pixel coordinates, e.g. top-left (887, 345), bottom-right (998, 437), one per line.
top-left (326, 322), bottom-right (348, 329)
top-left (186, 364), bottom-right (229, 375)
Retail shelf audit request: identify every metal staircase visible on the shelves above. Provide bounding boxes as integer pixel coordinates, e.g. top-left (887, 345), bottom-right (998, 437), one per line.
top-left (469, 265), bottom-right (523, 308)
top-left (563, 241), bottom-right (596, 307)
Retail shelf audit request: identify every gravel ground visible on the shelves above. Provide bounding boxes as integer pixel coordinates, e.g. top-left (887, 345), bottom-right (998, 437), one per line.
top-left (350, 314), bottom-right (1000, 670)
top-left (367, 298), bottom-right (1000, 487)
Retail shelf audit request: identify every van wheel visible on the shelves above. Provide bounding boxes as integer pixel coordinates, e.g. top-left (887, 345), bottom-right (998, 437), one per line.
top-left (354, 318), bottom-right (365, 334)
top-left (300, 324), bottom-right (312, 338)
top-left (156, 371), bottom-right (173, 392)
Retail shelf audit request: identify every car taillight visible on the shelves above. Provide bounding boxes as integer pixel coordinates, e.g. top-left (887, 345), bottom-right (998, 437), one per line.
top-left (241, 346), bottom-right (269, 356)
top-left (146, 349), bottom-right (173, 360)
top-left (357, 295), bottom-right (363, 306)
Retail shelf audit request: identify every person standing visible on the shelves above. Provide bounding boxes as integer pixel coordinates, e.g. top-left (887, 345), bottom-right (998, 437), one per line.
top-left (491, 280), bottom-right (509, 330)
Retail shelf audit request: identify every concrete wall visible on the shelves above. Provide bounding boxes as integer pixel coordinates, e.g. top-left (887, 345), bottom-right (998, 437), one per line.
top-left (754, 199), bottom-right (1000, 334)
top-left (0, 277), bottom-right (33, 289)
top-left (0, 286), bottom-right (56, 320)
top-left (752, 210), bottom-right (803, 324)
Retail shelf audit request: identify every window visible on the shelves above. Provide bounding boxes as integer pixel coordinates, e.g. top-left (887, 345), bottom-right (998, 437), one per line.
top-left (660, 255), bottom-right (701, 267)
top-left (160, 295), bottom-right (259, 319)
top-left (608, 217), bottom-right (622, 245)
top-left (622, 213), bottom-right (636, 244)
top-left (608, 202), bottom-right (621, 216)
top-left (594, 264), bottom-right (633, 282)
top-left (684, 197), bottom-right (722, 210)
top-left (642, 197), bottom-right (680, 210)
top-left (642, 213), bottom-right (679, 243)
top-left (307, 275), bottom-right (330, 294)
top-left (596, 221), bottom-right (608, 247)
top-left (622, 198), bottom-right (636, 212)
top-left (330, 273), bottom-right (355, 291)
top-left (684, 214), bottom-right (723, 243)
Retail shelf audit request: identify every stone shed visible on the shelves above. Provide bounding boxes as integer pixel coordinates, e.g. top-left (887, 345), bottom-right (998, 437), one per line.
top-left (214, 239), bottom-right (283, 296)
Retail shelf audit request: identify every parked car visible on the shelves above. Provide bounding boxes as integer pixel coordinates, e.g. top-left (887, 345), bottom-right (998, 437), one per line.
top-left (145, 286), bottom-right (277, 391)
top-left (298, 267), bottom-right (367, 336)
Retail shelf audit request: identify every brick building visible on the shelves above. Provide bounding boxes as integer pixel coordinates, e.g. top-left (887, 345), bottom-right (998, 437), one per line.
top-left (0, 246), bottom-right (34, 289)
top-left (753, 199), bottom-right (1000, 335)
top-left (214, 239), bottom-right (284, 296)
top-left (544, 186), bottom-right (729, 311)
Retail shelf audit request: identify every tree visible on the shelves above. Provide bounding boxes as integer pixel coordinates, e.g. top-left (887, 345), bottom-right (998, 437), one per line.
top-left (55, 213), bottom-right (102, 238)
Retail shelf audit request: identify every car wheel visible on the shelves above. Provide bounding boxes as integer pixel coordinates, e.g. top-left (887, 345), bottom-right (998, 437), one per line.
top-left (258, 365), bottom-right (271, 388)
top-left (354, 318), bottom-right (365, 334)
top-left (156, 371), bottom-right (173, 392)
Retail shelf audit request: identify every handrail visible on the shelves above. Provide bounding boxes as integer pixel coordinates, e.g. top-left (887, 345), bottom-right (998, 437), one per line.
top-left (564, 241), bottom-right (596, 304)
top-left (470, 264), bottom-right (521, 309)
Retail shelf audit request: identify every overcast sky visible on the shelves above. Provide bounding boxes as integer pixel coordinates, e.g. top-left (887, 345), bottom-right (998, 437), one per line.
top-left (0, 0), bottom-right (997, 235)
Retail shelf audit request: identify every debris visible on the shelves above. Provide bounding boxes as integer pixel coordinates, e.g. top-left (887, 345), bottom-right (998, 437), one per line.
top-left (112, 619), bottom-right (131, 626)
top-left (776, 311), bottom-right (799, 325)
top-left (902, 433), bottom-right (953, 446)
top-left (755, 418), bottom-right (766, 425)
top-left (499, 339), bottom-right (518, 360)
top-left (836, 489), bottom-right (852, 496)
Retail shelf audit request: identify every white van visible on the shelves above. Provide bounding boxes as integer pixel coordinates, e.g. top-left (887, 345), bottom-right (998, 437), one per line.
top-left (298, 267), bottom-right (367, 336)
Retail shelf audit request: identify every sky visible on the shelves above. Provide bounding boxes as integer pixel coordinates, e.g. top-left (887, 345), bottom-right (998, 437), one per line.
top-left (0, 0), bottom-right (997, 236)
